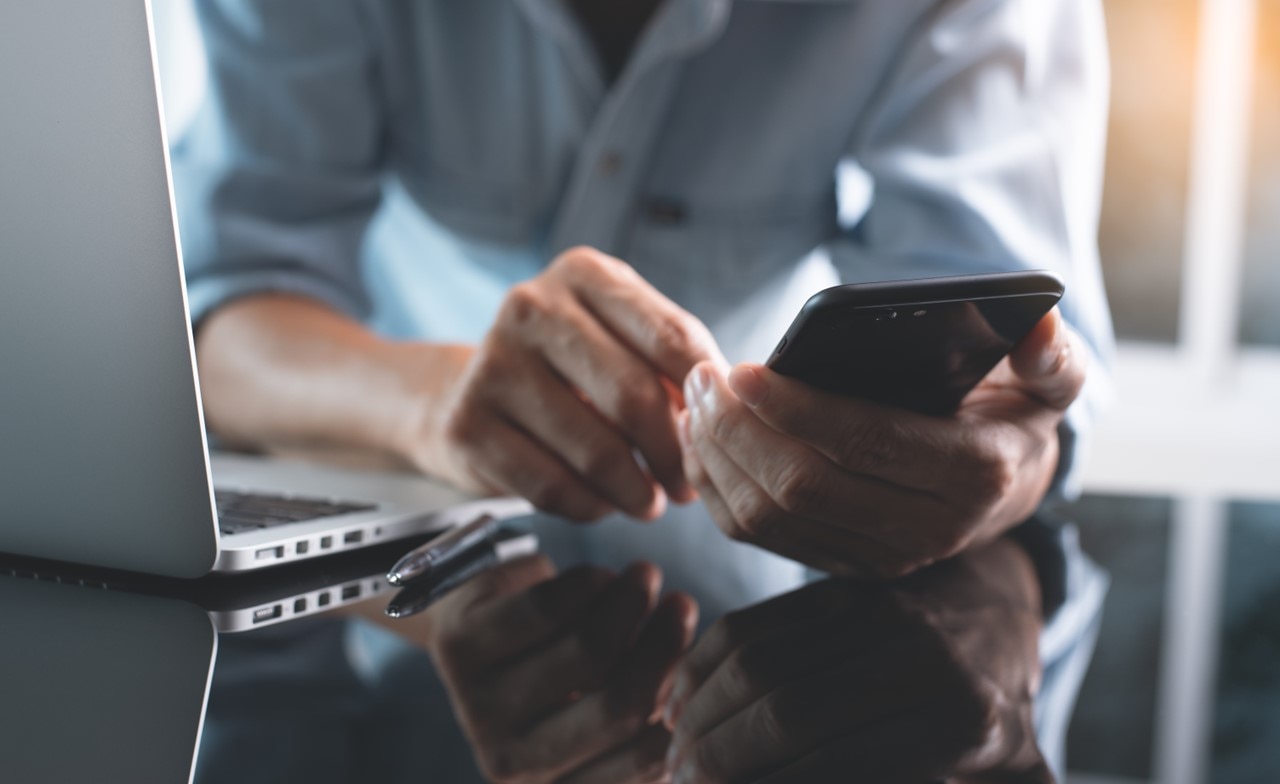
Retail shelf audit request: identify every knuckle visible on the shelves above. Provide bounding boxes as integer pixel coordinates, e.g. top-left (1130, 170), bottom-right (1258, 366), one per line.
top-left (966, 431), bottom-right (1019, 503)
top-left (525, 478), bottom-right (571, 514)
top-left (553, 246), bottom-right (609, 277)
top-left (974, 457), bottom-right (1016, 505)
top-left (579, 443), bottom-right (623, 482)
top-left (723, 644), bottom-right (769, 695)
top-left (753, 691), bottom-right (797, 749)
top-left (772, 462), bottom-right (823, 515)
top-left (705, 399), bottom-right (740, 444)
top-left (498, 282), bottom-right (548, 330)
top-left (651, 313), bottom-right (706, 363)
top-left (730, 487), bottom-right (777, 540)
top-left (609, 377), bottom-right (665, 432)
top-left (834, 417), bottom-right (900, 471)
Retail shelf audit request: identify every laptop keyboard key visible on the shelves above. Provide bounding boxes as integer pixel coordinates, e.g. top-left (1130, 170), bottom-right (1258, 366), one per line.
top-left (215, 490), bottom-right (377, 534)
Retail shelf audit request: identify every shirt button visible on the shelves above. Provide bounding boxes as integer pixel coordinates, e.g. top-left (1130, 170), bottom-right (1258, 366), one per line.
top-left (645, 198), bottom-right (687, 225)
top-left (597, 150), bottom-right (624, 177)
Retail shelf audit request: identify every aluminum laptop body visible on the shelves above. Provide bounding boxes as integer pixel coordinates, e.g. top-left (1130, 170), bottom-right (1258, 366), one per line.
top-left (0, 0), bottom-right (526, 578)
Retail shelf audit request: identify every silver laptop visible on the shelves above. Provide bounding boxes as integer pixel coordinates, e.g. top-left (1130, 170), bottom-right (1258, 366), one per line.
top-left (0, 0), bottom-right (530, 578)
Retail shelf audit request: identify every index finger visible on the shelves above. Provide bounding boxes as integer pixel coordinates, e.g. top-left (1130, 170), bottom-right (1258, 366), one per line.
top-left (554, 248), bottom-right (727, 383)
top-left (724, 362), bottom-right (966, 492)
top-left (436, 560), bottom-right (614, 669)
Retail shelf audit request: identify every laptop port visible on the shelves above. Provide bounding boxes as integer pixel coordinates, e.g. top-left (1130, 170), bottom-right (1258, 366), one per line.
top-left (343, 530), bottom-right (363, 545)
top-left (341, 584), bottom-right (361, 601)
top-left (319, 536), bottom-right (332, 550)
top-left (293, 598), bottom-right (307, 614)
top-left (255, 546), bottom-right (284, 561)
top-left (253, 605), bottom-right (282, 624)
top-left (295, 540), bottom-right (309, 555)
top-left (317, 591), bottom-right (331, 607)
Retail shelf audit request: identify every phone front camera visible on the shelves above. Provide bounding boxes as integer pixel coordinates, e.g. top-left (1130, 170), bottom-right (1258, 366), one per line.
top-left (874, 309), bottom-right (898, 322)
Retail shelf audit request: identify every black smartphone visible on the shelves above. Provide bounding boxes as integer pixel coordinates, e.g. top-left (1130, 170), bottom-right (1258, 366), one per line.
top-left (765, 271), bottom-right (1064, 416)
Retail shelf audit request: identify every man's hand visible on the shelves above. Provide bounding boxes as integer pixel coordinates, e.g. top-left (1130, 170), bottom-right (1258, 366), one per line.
top-left (409, 246), bottom-right (725, 522)
top-left (663, 538), bottom-right (1050, 784)
top-left (679, 308), bottom-right (1086, 578)
top-left (422, 555), bottom-right (698, 784)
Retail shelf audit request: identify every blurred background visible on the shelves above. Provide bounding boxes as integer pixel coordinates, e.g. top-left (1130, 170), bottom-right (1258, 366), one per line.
top-left (152, 1), bottom-right (1280, 782)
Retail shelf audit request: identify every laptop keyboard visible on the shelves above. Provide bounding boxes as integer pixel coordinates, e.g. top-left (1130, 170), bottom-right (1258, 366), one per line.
top-left (215, 490), bottom-right (378, 536)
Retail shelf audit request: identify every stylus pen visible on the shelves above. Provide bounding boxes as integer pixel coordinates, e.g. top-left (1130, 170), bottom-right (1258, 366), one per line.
top-left (386, 513), bottom-right (499, 586)
top-left (384, 530), bottom-right (538, 619)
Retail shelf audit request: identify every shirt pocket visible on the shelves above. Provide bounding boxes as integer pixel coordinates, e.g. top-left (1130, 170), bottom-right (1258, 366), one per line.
top-left (624, 189), bottom-right (839, 325)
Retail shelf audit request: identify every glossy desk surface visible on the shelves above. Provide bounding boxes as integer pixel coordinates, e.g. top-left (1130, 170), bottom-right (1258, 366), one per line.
top-left (0, 539), bottom-right (434, 784)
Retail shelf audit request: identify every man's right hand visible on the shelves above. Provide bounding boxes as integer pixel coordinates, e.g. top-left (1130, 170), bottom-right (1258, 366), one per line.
top-left (407, 246), bottom-right (725, 522)
top-left (423, 555), bottom-right (698, 784)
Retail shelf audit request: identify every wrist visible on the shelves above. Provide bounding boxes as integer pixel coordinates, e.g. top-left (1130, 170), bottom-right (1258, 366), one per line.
top-left (379, 341), bottom-right (475, 482)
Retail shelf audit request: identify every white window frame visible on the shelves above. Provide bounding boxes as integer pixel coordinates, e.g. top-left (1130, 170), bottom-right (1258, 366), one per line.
top-left (1075, 0), bottom-right (1280, 781)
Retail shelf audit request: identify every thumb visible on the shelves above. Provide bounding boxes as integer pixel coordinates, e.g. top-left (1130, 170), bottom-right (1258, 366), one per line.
top-left (1007, 308), bottom-right (1087, 411)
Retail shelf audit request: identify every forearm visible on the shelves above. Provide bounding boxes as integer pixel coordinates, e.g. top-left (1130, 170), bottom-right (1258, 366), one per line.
top-left (194, 294), bottom-right (469, 471)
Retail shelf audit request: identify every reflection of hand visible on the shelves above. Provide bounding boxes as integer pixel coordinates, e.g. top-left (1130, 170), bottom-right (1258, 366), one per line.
top-left (424, 555), bottom-right (698, 784)
top-left (680, 309), bottom-right (1085, 578)
top-left (411, 246), bottom-right (724, 523)
top-left (664, 539), bottom-right (1050, 783)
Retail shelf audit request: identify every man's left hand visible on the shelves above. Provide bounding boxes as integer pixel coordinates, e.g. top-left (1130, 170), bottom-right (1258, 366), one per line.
top-left (679, 308), bottom-right (1086, 578)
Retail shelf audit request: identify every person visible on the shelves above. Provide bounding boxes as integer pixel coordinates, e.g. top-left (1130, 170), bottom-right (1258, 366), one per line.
top-left (175, 0), bottom-right (1113, 780)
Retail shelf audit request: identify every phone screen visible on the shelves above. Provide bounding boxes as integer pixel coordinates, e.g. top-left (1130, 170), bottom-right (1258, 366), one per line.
top-left (767, 293), bottom-right (1058, 416)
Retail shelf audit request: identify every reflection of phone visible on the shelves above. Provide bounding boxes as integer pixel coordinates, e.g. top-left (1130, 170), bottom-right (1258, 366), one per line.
top-left (766, 271), bottom-right (1064, 416)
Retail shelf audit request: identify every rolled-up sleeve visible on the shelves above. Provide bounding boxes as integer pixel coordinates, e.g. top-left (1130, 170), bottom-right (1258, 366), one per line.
top-left (826, 0), bottom-right (1115, 502)
top-left (172, 0), bottom-right (387, 325)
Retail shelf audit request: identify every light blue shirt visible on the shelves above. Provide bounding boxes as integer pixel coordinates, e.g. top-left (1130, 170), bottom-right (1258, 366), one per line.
top-left (176, 0), bottom-right (1112, 778)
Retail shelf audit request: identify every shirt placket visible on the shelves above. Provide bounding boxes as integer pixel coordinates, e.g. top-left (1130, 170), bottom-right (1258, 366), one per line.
top-left (516, 0), bottom-right (731, 258)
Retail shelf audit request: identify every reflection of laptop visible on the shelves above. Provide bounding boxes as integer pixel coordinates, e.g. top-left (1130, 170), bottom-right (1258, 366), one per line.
top-left (0, 530), bottom-right (536, 633)
top-left (0, 573), bottom-right (217, 784)
top-left (0, 0), bottom-right (530, 577)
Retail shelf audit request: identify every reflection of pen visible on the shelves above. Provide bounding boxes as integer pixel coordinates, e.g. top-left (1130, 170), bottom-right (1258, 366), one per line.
top-left (385, 530), bottom-right (538, 619)
top-left (387, 514), bottom-right (499, 586)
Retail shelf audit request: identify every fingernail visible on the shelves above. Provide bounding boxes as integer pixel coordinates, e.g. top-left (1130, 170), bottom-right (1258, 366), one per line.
top-left (676, 412), bottom-right (691, 451)
top-left (683, 368), bottom-right (703, 410)
top-left (1037, 310), bottom-right (1065, 375)
top-left (1040, 337), bottom-right (1070, 376)
top-left (687, 364), bottom-right (713, 409)
top-left (728, 365), bottom-right (767, 407)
